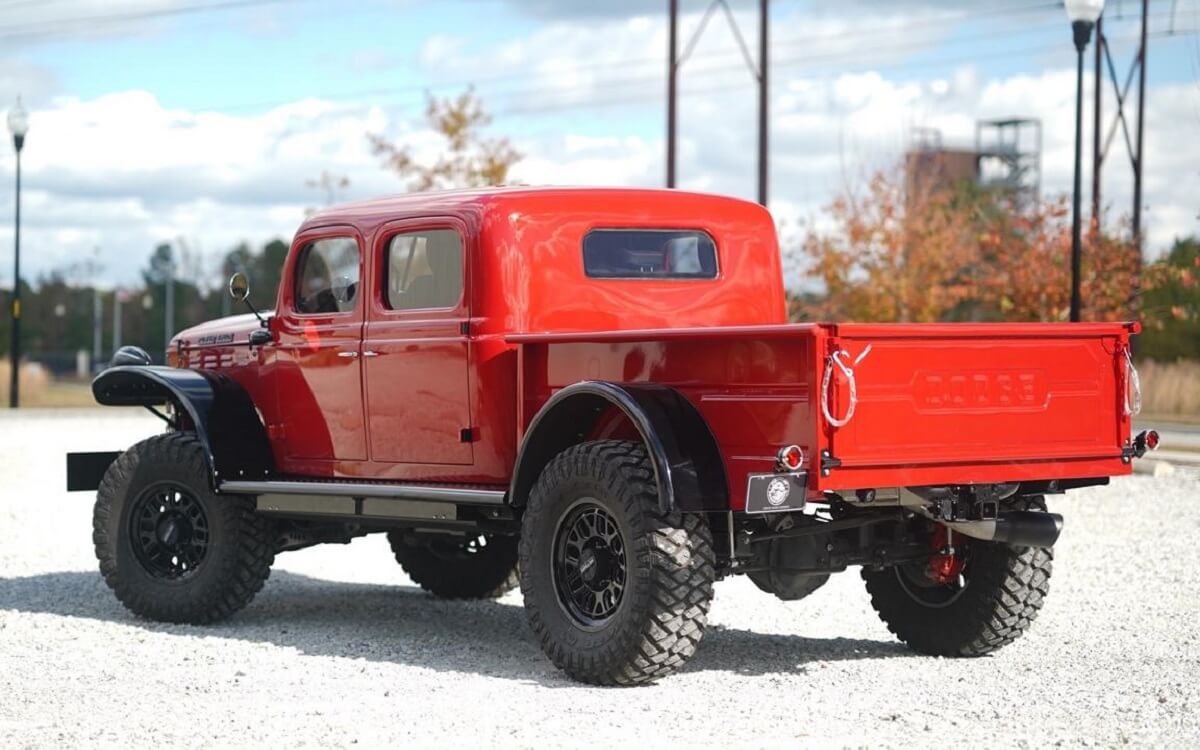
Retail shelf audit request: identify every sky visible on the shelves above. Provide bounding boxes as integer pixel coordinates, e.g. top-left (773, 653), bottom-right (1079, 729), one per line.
top-left (0, 0), bottom-right (1198, 291)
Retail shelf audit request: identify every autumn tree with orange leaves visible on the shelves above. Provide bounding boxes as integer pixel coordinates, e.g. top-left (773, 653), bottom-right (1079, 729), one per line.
top-left (790, 167), bottom-right (1141, 324)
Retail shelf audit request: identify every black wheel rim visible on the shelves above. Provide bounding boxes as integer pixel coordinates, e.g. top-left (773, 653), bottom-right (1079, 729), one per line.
top-left (552, 500), bottom-right (627, 630)
top-left (128, 482), bottom-right (210, 580)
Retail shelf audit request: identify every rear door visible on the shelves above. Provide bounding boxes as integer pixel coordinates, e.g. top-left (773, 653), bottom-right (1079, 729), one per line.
top-left (362, 218), bottom-right (474, 465)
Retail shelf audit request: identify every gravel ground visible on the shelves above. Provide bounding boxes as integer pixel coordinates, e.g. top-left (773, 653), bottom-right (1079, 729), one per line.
top-left (1, 410), bottom-right (1197, 748)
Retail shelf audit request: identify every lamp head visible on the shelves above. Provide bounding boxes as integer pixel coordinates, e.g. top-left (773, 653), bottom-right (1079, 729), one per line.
top-left (1066, 0), bottom-right (1104, 51)
top-left (1064, 0), bottom-right (1105, 24)
top-left (7, 97), bottom-right (28, 150)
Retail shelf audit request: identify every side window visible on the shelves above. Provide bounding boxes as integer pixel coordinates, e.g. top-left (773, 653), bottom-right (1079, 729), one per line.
top-left (385, 229), bottom-right (464, 311)
top-left (294, 237), bottom-right (360, 314)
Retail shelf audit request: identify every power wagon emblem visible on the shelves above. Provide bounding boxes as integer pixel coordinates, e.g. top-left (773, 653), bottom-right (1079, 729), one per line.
top-left (766, 477), bottom-right (791, 506)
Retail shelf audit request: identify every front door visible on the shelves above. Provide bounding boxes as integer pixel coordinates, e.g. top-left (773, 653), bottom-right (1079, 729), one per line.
top-left (363, 220), bottom-right (473, 465)
top-left (274, 229), bottom-right (367, 465)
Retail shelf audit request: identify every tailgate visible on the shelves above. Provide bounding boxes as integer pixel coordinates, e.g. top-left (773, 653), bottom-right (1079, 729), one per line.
top-left (816, 322), bottom-right (1138, 490)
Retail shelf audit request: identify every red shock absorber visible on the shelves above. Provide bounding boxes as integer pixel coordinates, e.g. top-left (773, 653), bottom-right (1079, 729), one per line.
top-left (927, 524), bottom-right (965, 585)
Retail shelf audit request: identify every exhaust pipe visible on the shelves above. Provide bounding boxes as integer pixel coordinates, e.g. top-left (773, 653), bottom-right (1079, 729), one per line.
top-left (940, 511), bottom-right (1064, 548)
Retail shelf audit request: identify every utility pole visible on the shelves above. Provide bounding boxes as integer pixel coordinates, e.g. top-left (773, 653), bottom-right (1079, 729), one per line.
top-left (664, 0), bottom-right (769, 204)
top-left (666, 0), bottom-right (678, 188)
top-left (756, 0), bottom-right (768, 207)
top-left (1090, 1), bottom-right (1149, 325)
top-left (112, 289), bottom-right (124, 353)
top-left (93, 286), bottom-right (103, 369)
top-left (91, 247), bottom-right (103, 370)
top-left (164, 257), bottom-right (175, 358)
top-left (1130, 0), bottom-right (1148, 333)
top-left (1091, 16), bottom-right (1103, 223)
top-left (1132, 0), bottom-right (1147, 245)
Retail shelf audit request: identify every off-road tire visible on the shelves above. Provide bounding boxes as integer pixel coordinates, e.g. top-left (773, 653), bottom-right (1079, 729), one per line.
top-left (519, 440), bottom-right (716, 686)
top-left (387, 531), bottom-right (519, 599)
top-left (862, 495), bottom-right (1053, 657)
top-left (93, 433), bottom-right (274, 624)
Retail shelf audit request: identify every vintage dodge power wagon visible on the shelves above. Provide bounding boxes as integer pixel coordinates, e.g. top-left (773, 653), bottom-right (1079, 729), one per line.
top-left (67, 187), bottom-right (1158, 685)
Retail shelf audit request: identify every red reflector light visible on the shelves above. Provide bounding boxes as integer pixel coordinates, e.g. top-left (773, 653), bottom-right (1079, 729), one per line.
top-left (1146, 430), bottom-right (1160, 451)
top-left (777, 444), bottom-right (804, 471)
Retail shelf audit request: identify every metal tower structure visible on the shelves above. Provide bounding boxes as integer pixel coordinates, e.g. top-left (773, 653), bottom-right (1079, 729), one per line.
top-left (975, 118), bottom-right (1043, 204)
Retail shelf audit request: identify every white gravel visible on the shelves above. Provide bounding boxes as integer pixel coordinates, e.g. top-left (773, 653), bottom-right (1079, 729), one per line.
top-left (1, 410), bottom-right (1198, 748)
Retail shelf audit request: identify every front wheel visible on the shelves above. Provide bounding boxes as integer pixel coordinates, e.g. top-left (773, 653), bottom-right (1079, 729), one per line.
top-left (519, 440), bottom-right (716, 686)
top-left (862, 496), bottom-right (1053, 657)
top-left (93, 433), bottom-right (275, 624)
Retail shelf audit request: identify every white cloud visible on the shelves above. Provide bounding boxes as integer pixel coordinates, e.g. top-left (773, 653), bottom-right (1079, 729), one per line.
top-left (0, 5), bottom-right (1195, 295)
top-left (0, 91), bottom-right (409, 285)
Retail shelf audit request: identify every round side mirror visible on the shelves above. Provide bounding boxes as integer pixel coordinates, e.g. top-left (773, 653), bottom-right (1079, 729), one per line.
top-left (228, 272), bottom-right (250, 302)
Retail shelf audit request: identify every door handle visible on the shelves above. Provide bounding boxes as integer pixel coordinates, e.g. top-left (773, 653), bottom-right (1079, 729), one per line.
top-left (337, 351), bottom-right (359, 358)
top-left (362, 350), bottom-right (380, 358)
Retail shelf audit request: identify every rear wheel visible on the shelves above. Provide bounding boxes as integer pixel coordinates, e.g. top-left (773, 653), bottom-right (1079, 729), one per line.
top-left (93, 433), bottom-right (274, 624)
top-left (519, 440), bottom-right (716, 686)
top-left (862, 496), bottom-right (1053, 657)
top-left (386, 531), bottom-right (519, 599)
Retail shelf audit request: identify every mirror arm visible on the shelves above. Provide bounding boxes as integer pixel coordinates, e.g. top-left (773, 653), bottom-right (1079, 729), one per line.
top-left (243, 298), bottom-right (268, 328)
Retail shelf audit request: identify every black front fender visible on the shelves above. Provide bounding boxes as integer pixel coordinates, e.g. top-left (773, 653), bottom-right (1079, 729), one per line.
top-left (509, 381), bottom-right (728, 513)
top-left (89, 366), bottom-right (274, 486)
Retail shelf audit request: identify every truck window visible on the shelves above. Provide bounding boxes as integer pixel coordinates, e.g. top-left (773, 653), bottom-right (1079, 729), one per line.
top-left (294, 237), bottom-right (360, 314)
top-left (583, 229), bottom-right (718, 279)
top-left (385, 229), bottom-right (464, 310)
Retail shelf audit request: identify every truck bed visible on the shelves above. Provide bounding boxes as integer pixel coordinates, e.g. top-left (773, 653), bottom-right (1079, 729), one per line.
top-left (510, 321), bottom-right (1138, 507)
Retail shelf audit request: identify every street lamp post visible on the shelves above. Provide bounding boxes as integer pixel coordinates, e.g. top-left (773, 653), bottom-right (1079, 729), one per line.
top-left (1065, 0), bottom-right (1105, 323)
top-left (7, 97), bottom-right (28, 408)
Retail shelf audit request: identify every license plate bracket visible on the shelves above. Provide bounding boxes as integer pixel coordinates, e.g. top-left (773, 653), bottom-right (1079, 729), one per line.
top-left (744, 472), bottom-right (807, 514)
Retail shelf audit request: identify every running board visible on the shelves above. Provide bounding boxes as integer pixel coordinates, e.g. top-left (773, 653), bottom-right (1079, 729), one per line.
top-left (218, 479), bottom-right (506, 522)
top-left (218, 479), bottom-right (506, 505)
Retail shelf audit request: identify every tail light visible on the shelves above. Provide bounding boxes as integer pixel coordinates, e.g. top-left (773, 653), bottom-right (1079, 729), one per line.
top-left (1133, 430), bottom-right (1160, 458)
top-left (776, 444), bottom-right (804, 472)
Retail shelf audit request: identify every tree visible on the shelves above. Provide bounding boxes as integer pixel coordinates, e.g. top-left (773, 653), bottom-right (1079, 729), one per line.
top-left (790, 167), bottom-right (1140, 325)
top-left (305, 171), bottom-right (351, 216)
top-left (369, 89), bottom-right (521, 192)
top-left (1139, 237), bottom-right (1200, 361)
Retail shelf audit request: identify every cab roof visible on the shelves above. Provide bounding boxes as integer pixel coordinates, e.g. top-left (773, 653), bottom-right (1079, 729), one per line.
top-left (300, 185), bottom-right (768, 231)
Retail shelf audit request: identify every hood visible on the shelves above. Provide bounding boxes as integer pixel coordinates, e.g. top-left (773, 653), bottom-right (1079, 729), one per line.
top-left (172, 311), bottom-right (273, 349)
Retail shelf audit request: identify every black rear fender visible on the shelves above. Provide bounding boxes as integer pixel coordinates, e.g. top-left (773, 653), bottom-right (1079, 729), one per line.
top-left (509, 381), bottom-right (728, 513)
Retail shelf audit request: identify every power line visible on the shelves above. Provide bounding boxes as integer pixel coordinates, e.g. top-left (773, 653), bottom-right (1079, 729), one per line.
top-left (493, 28), bottom-right (1197, 119)
top-left (198, 8), bottom-right (1182, 116)
top-left (0, 0), bottom-right (301, 41)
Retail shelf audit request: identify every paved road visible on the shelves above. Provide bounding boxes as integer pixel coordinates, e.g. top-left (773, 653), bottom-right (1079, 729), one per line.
top-left (1, 410), bottom-right (1197, 748)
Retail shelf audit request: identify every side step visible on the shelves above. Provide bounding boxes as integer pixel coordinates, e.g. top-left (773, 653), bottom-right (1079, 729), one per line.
top-left (217, 480), bottom-right (507, 523)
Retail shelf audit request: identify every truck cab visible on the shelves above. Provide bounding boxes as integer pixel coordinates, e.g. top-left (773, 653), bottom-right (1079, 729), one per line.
top-left (69, 186), bottom-right (1158, 686)
top-left (170, 187), bottom-right (787, 483)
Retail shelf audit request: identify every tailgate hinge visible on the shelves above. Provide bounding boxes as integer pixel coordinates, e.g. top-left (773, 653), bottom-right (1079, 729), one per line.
top-left (819, 449), bottom-right (842, 477)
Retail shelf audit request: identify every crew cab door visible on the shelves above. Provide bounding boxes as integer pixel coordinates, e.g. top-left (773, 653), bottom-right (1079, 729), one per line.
top-left (273, 228), bottom-right (368, 464)
top-left (363, 219), bottom-right (473, 465)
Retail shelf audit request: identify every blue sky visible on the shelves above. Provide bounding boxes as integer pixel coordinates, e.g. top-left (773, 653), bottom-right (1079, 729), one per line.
top-left (28, 2), bottom-right (1195, 116)
top-left (1, 0), bottom-right (1197, 286)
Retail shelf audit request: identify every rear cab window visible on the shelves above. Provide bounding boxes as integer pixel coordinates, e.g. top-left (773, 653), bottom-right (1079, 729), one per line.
top-left (583, 229), bottom-right (718, 279)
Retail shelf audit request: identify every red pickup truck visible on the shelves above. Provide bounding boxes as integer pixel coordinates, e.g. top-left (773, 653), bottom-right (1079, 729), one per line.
top-left (68, 186), bottom-right (1157, 685)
